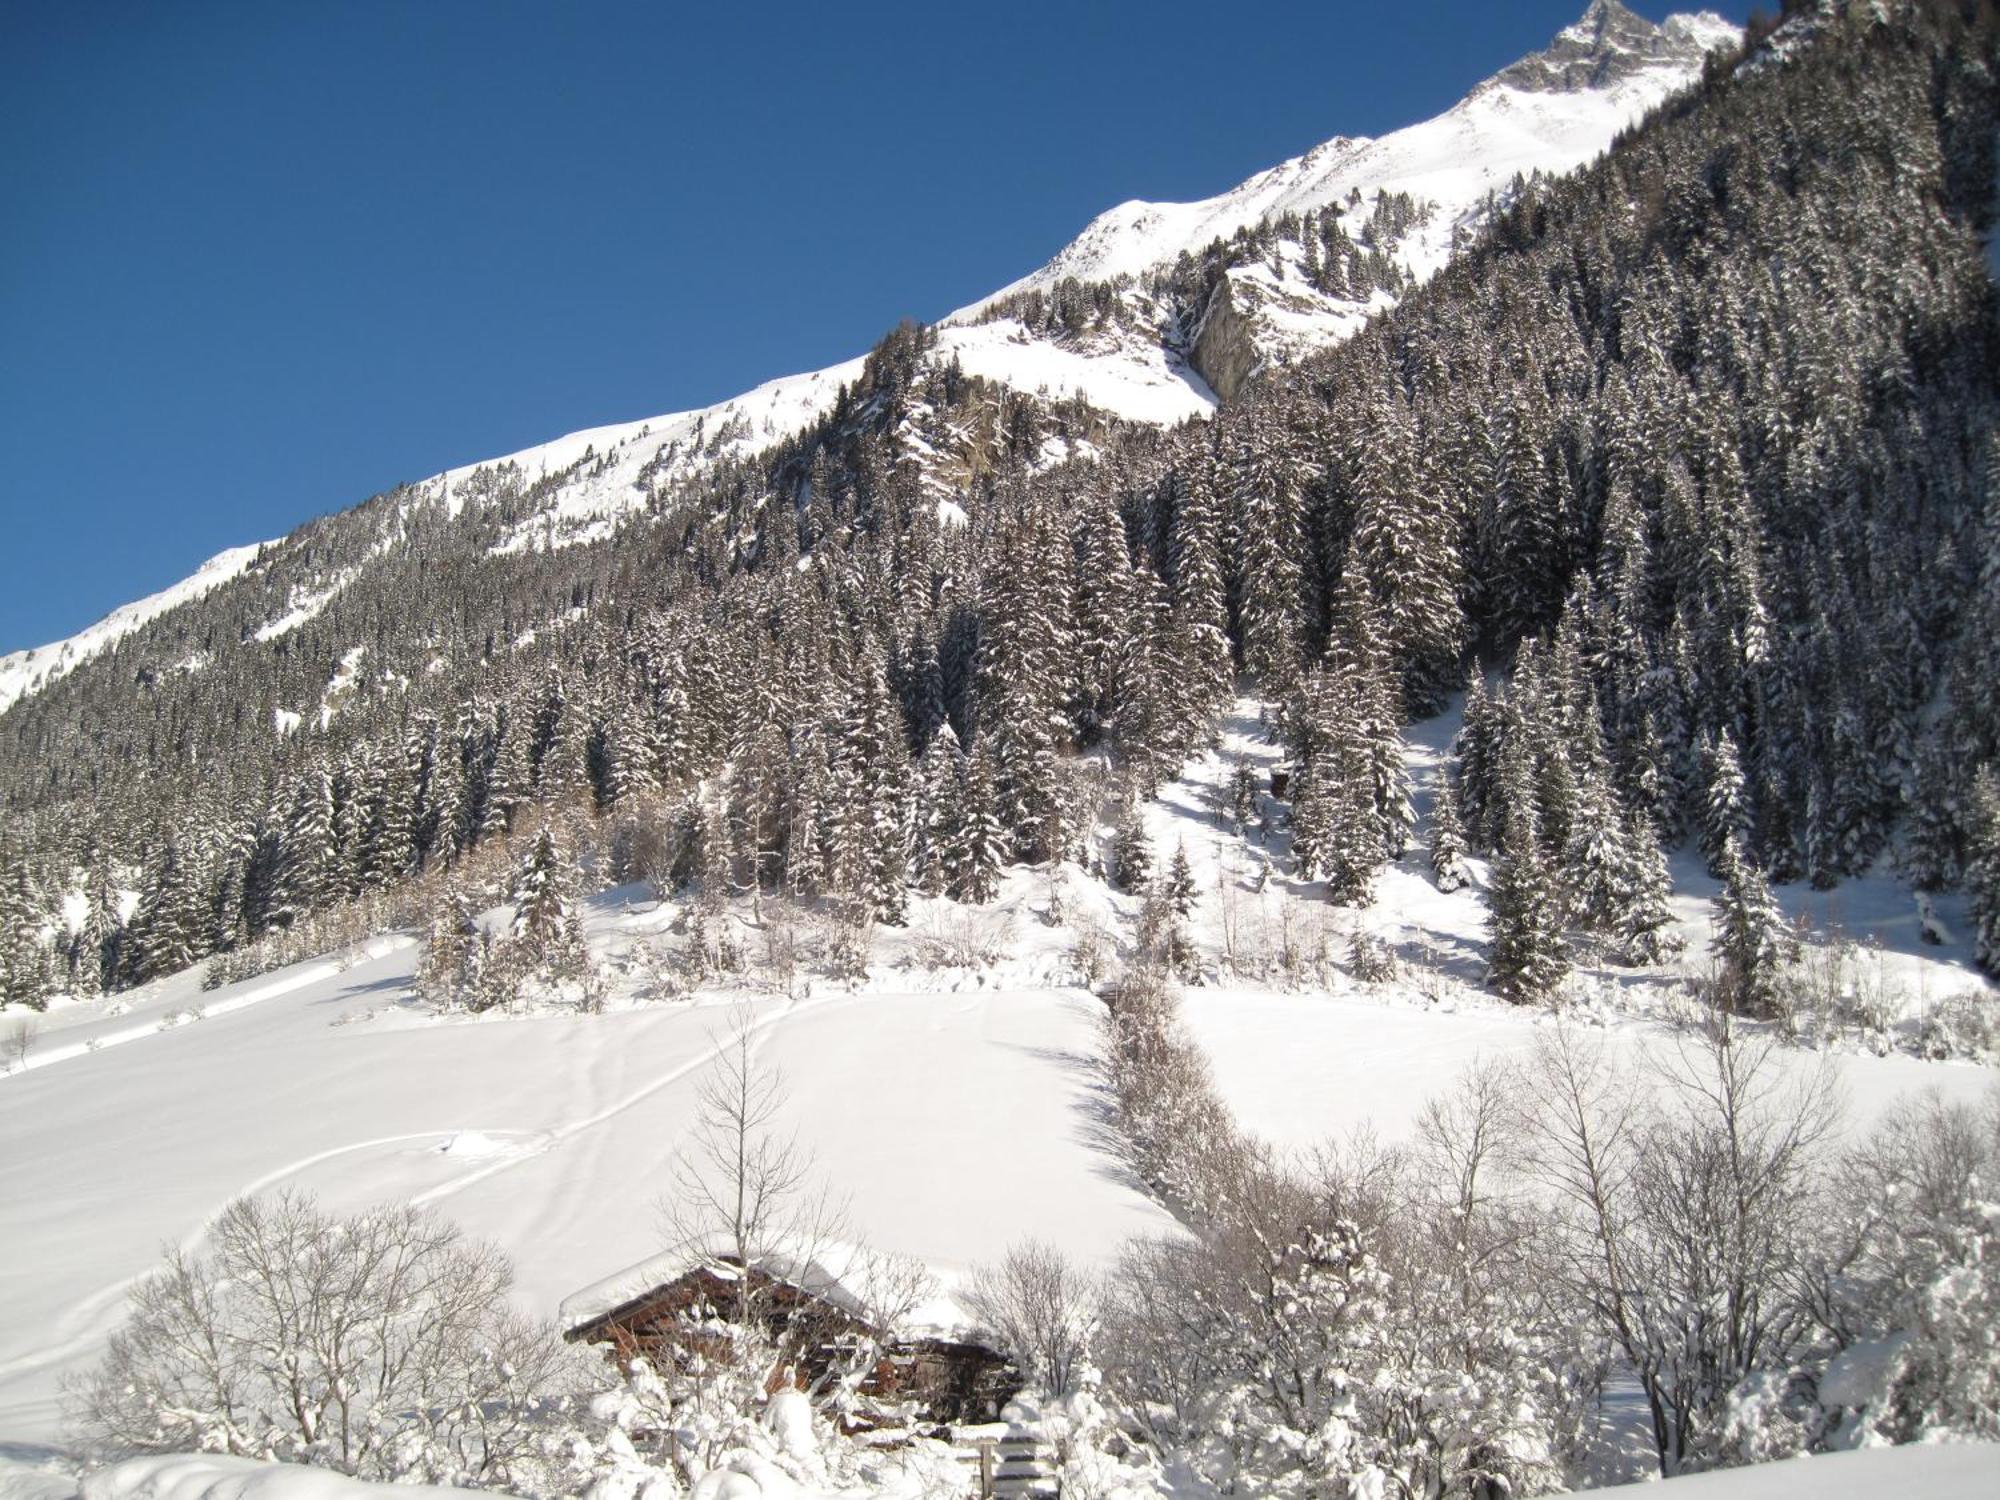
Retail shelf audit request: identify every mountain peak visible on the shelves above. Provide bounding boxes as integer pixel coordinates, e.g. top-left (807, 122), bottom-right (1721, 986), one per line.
top-left (1490, 1), bottom-right (1737, 94)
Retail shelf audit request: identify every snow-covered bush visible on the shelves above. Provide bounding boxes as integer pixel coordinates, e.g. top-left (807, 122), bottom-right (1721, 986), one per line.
top-left (1095, 1059), bottom-right (1588, 1498)
top-left (69, 1192), bottom-right (584, 1491)
top-left (1804, 1090), bottom-right (2000, 1446)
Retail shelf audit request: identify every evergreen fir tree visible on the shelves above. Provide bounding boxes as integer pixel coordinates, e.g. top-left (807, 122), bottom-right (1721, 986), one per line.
top-left (1111, 804), bottom-right (1153, 894)
top-left (1430, 773), bottom-right (1472, 895)
top-left (1710, 832), bottom-right (1794, 1018)
top-left (510, 827), bottom-right (582, 970)
top-left (123, 839), bottom-right (207, 986)
top-left (1700, 730), bottom-right (1751, 876)
top-left (1615, 811), bottom-right (1682, 967)
top-left (1486, 740), bottom-right (1569, 1006)
top-left (1163, 841), bottom-right (1198, 919)
top-left (1964, 767), bottom-right (2000, 979)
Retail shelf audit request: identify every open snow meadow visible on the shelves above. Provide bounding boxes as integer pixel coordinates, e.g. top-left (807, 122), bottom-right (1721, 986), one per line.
top-left (6, 696), bottom-right (1996, 1497)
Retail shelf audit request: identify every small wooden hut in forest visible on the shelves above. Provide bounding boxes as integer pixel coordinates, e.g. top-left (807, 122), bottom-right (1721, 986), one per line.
top-left (563, 1251), bottom-right (1020, 1427)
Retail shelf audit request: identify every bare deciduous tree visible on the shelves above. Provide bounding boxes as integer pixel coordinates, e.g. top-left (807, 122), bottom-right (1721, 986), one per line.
top-left (68, 1191), bottom-right (580, 1487)
top-left (1523, 1015), bottom-right (1839, 1474)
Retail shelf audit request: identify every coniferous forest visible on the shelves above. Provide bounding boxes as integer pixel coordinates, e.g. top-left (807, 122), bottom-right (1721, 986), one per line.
top-left (8, 5), bottom-right (2000, 1500)
top-left (2, 0), bottom-right (1994, 1007)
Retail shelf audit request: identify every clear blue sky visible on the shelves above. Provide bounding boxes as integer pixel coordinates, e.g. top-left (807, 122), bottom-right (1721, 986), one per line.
top-left (0, 0), bottom-right (1746, 654)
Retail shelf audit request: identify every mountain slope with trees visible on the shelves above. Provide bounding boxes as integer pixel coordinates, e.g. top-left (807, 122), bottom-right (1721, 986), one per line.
top-left (0, 0), bottom-right (1996, 1011)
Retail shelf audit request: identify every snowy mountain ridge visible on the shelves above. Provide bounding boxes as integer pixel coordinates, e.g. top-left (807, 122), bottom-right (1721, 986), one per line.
top-left (0, 2), bottom-right (1738, 719)
top-left (961, 0), bottom-right (1737, 306)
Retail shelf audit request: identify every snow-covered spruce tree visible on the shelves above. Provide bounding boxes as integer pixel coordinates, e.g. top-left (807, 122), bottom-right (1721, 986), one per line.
top-left (913, 721), bottom-right (964, 897)
top-left (121, 837), bottom-right (209, 987)
top-left (508, 826), bottom-right (586, 983)
top-left (1287, 667), bottom-right (1387, 905)
top-left (1965, 766), bottom-right (2000, 978)
top-left (1615, 809), bottom-right (1682, 966)
top-left (1699, 731), bottom-right (1752, 878)
top-left (1226, 408), bottom-right (1306, 698)
top-left (416, 888), bottom-right (492, 1012)
top-left (1710, 832), bottom-right (1795, 1019)
top-left (1163, 463), bottom-right (1233, 724)
top-left (271, 769), bottom-right (339, 928)
top-left (935, 740), bottom-right (1005, 904)
top-left (1163, 840), bottom-right (1197, 919)
top-left (980, 512), bottom-right (1074, 863)
top-left (1486, 740), bottom-right (1569, 1005)
top-left (1110, 802), bottom-right (1153, 894)
top-left (1429, 769), bottom-right (1472, 894)
top-left (833, 652), bottom-right (912, 924)
top-left (0, 861), bottom-right (51, 1010)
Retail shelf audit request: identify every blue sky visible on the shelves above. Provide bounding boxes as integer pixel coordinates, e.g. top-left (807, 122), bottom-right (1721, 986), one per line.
top-left (0, 1), bottom-right (1746, 654)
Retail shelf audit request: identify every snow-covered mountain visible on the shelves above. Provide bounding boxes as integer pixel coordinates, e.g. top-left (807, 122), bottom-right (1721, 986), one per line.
top-left (0, 1), bottom-right (1737, 719)
top-left (967, 0), bottom-right (1738, 302)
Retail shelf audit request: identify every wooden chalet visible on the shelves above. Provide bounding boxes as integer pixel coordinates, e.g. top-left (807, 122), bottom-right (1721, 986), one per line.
top-left (564, 1255), bottom-right (1020, 1426)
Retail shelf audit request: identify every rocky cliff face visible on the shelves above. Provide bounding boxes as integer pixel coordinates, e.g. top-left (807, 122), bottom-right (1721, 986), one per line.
top-left (1190, 281), bottom-right (1261, 405)
top-left (1491, 0), bottom-right (1736, 94)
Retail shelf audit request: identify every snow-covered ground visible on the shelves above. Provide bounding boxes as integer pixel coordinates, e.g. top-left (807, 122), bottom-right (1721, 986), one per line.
top-left (1593, 1442), bottom-right (2000, 1498)
top-left (0, 917), bottom-right (1172, 1444)
top-left (7, 694), bottom-right (1993, 1457)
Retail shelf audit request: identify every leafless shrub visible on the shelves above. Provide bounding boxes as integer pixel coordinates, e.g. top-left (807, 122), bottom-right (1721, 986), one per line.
top-left (1068, 915), bottom-right (1111, 990)
top-left (3, 1017), bottom-right (36, 1073)
top-left (964, 1240), bottom-right (1099, 1398)
top-left (911, 908), bottom-right (1012, 970)
top-left (1348, 928), bottom-right (1398, 984)
top-left (1914, 987), bottom-right (1998, 1061)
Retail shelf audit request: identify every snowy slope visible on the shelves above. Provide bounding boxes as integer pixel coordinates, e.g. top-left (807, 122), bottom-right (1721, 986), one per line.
top-left (0, 913), bottom-right (1174, 1442)
top-left (1592, 1444), bottom-right (2000, 1498)
top-left (0, 541), bottom-right (270, 716)
top-left (0, 4), bottom-right (1735, 709)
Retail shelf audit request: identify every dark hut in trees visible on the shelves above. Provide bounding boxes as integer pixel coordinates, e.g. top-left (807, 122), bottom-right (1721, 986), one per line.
top-left (563, 1253), bottom-right (1020, 1426)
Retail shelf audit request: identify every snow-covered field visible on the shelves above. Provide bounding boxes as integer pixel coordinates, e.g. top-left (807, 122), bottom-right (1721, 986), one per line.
top-left (6, 694), bottom-right (1993, 1460)
top-left (0, 927), bottom-right (1172, 1444)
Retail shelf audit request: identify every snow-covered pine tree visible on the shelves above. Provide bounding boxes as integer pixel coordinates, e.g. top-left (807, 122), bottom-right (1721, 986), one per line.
top-left (1110, 803), bottom-right (1153, 894)
top-left (1964, 767), bottom-right (2000, 978)
top-left (122, 837), bottom-right (207, 986)
top-left (418, 889), bottom-right (492, 1012)
top-left (1486, 740), bottom-right (1569, 1005)
top-left (1163, 840), bottom-right (1197, 919)
top-left (1710, 832), bottom-right (1793, 1018)
top-left (1701, 729), bottom-right (1751, 877)
top-left (1164, 462), bottom-right (1232, 719)
top-left (1615, 811), bottom-right (1681, 967)
top-left (1226, 410), bottom-right (1306, 698)
top-left (1429, 771), bottom-right (1472, 894)
top-left (509, 826), bottom-right (583, 972)
top-left (0, 861), bottom-right (50, 1009)
top-left (272, 769), bottom-right (338, 929)
top-left (835, 653), bottom-right (912, 924)
top-left (956, 748), bottom-right (1008, 904)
